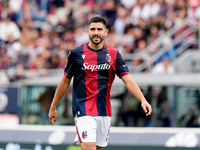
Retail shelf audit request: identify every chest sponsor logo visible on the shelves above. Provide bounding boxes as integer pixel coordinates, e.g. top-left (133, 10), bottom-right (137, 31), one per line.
top-left (82, 63), bottom-right (111, 72)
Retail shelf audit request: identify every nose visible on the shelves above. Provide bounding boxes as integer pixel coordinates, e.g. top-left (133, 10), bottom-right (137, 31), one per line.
top-left (94, 29), bottom-right (99, 35)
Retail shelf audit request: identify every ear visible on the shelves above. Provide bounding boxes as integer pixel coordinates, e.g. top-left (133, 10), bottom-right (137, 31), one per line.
top-left (105, 29), bottom-right (109, 36)
top-left (87, 29), bottom-right (89, 36)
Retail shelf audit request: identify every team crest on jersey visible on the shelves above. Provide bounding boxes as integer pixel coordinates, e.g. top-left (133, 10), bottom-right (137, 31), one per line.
top-left (106, 53), bottom-right (111, 62)
top-left (82, 130), bottom-right (87, 139)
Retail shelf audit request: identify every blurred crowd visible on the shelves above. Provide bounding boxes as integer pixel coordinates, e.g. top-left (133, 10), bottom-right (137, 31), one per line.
top-left (0, 0), bottom-right (200, 83)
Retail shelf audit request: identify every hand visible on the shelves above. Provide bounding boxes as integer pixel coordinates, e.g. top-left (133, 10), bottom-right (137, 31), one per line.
top-left (141, 100), bottom-right (152, 116)
top-left (48, 108), bottom-right (57, 124)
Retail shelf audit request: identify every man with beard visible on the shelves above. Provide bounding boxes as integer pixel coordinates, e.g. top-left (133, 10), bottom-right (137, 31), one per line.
top-left (48, 16), bottom-right (152, 150)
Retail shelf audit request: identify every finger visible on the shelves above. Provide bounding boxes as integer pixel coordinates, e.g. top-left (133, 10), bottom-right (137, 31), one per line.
top-left (50, 117), bottom-right (56, 124)
top-left (148, 106), bottom-right (152, 115)
top-left (50, 118), bottom-right (54, 124)
top-left (146, 106), bottom-right (152, 116)
top-left (142, 106), bottom-right (147, 113)
top-left (51, 118), bottom-right (55, 124)
top-left (49, 118), bottom-right (53, 124)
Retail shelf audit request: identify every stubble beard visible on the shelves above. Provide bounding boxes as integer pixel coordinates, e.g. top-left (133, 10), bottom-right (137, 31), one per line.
top-left (90, 36), bottom-right (104, 45)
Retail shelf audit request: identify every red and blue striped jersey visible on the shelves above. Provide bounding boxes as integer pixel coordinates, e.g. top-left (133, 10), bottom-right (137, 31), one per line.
top-left (64, 43), bottom-right (129, 117)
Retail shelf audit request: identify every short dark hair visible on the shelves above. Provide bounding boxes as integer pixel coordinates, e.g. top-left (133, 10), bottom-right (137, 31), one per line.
top-left (88, 16), bottom-right (107, 27)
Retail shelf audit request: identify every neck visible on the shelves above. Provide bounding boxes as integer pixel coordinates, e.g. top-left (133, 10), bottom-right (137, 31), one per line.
top-left (88, 41), bottom-right (104, 50)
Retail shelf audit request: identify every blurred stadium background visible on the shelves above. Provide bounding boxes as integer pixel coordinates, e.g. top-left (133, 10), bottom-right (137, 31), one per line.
top-left (1, 0), bottom-right (200, 149)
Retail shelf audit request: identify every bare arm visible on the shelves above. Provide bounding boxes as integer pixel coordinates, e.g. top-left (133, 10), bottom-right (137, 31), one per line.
top-left (121, 74), bottom-right (152, 116)
top-left (48, 76), bottom-right (72, 124)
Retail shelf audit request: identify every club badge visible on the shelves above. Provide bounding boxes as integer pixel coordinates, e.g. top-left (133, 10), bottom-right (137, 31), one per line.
top-left (82, 130), bottom-right (87, 139)
top-left (106, 53), bottom-right (111, 62)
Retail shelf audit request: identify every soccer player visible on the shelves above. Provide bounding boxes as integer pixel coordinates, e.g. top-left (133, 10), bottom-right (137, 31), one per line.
top-left (48, 16), bottom-right (152, 150)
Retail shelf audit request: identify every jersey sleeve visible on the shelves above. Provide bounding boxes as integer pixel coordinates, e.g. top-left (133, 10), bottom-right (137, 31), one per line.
top-left (116, 51), bottom-right (129, 78)
top-left (64, 50), bottom-right (76, 78)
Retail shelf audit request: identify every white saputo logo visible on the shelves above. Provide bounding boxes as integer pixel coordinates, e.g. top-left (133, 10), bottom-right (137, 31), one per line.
top-left (82, 63), bottom-right (110, 72)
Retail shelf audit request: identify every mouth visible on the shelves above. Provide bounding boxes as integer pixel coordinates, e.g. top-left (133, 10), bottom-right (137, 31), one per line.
top-left (90, 35), bottom-right (104, 45)
top-left (93, 36), bottom-right (100, 41)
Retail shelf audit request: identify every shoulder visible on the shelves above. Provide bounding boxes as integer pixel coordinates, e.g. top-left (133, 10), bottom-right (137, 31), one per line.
top-left (105, 45), bottom-right (123, 60)
top-left (106, 45), bottom-right (119, 56)
top-left (106, 45), bottom-right (118, 52)
top-left (70, 45), bottom-right (84, 53)
top-left (69, 44), bottom-right (84, 56)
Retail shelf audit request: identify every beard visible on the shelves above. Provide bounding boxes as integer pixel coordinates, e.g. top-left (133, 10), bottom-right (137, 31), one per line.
top-left (89, 35), bottom-right (104, 45)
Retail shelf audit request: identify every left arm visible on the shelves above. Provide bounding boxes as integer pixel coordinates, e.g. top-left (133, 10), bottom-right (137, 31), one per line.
top-left (121, 74), bottom-right (152, 116)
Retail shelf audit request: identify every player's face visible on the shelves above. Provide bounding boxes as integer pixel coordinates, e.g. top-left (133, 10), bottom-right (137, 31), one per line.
top-left (87, 22), bottom-right (108, 45)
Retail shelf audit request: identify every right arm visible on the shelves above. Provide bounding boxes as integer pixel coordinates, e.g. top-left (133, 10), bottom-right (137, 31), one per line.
top-left (48, 76), bottom-right (72, 124)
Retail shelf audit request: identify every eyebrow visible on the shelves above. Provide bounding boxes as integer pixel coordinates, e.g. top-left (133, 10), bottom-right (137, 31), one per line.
top-left (90, 27), bottom-right (103, 30)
